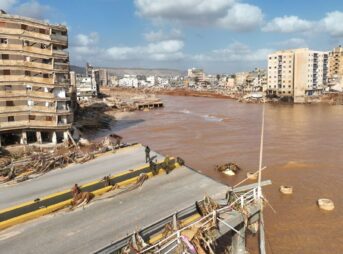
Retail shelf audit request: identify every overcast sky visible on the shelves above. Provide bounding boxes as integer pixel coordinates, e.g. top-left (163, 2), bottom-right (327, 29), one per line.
top-left (1, 0), bottom-right (343, 73)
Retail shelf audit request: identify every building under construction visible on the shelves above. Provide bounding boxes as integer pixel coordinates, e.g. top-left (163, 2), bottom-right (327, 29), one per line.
top-left (0, 11), bottom-right (73, 147)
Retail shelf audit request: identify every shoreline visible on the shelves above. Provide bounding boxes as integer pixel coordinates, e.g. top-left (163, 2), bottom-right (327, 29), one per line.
top-left (104, 87), bottom-right (343, 105)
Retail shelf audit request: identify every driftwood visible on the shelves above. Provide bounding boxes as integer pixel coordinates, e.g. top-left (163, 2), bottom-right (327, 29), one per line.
top-left (0, 133), bottom-right (125, 184)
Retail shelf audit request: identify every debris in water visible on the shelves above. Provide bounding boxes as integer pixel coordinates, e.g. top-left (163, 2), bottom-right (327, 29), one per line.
top-left (317, 198), bottom-right (334, 211)
top-left (279, 185), bottom-right (293, 195)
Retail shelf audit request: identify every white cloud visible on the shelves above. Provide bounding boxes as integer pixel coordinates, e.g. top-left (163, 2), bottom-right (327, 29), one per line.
top-left (321, 11), bottom-right (343, 37)
top-left (135, 0), bottom-right (234, 23)
top-left (217, 3), bottom-right (263, 31)
top-left (70, 31), bottom-right (185, 63)
top-left (106, 40), bottom-right (184, 61)
top-left (135, 0), bottom-right (262, 32)
top-left (14, 0), bottom-right (51, 20)
top-left (262, 16), bottom-right (314, 33)
top-left (144, 28), bottom-right (182, 42)
top-left (274, 38), bottom-right (308, 48)
top-left (74, 32), bottom-right (99, 47)
top-left (192, 42), bottom-right (273, 62)
top-left (0, 0), bottom-right (17, 11)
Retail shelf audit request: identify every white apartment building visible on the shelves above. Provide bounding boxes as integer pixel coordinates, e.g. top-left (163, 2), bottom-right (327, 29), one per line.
top-left (267, 48), bottom-right (329, 103)
top-left (118, 75), bottom-right (138, 88)
top-left (146, 76), bottom-right (156, 86)
top-left (75, 76), bottom-right (98, 101)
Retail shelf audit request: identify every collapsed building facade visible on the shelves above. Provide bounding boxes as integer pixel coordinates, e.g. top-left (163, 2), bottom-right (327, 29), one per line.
top-left (0, 11), bottom-right (73, 147)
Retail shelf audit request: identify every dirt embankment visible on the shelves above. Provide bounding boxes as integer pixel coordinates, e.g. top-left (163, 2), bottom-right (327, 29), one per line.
top-left (104, 87), bottom-right (240, 100)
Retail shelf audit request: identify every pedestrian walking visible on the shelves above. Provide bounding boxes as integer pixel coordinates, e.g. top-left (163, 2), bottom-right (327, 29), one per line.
top-left (145, 146), bottom-right (151, 163)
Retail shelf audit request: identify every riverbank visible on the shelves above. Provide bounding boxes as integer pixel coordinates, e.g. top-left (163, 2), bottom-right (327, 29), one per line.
top-left (104, 86), bottom-right (343, 105)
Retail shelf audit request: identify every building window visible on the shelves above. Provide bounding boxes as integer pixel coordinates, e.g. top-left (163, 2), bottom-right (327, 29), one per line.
top-left (1, 54), bottom-right (9, 60)
top-left (288, 91), bottom-right (291, 94)
top-left (21, 24), bottom-right (28, 30)
top-left (0, 38), bottom-right (8, 44)
top-left (46, 116), bottom-right (53, 121)
top-left (6, 101), bottom-right (14, 106)
top-left (29, 115), bottom-right (36, 120)
top-left (25, 71), bottom-right (31, 76)
top-left (3, 70), bottom-right (10, 75)
top-left (8, 116), bottom-right (14, 122)
top-left (4, 85), bottom-right (12, 91)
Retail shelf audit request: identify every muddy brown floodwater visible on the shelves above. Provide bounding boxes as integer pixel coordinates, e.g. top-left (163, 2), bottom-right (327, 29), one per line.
top-left (99, 95), bottom-right (343, 254)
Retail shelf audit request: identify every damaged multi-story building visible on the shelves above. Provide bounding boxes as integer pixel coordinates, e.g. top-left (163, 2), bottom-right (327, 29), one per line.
top-left (0, 11), bottom-right (73, 147)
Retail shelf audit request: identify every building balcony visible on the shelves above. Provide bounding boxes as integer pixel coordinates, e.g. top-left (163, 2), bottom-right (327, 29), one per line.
top-left (0, 75), bottom-right (53, 84)
top-left (0, 90), bottom-right (55, 99)
top-left (0, 60), bottom-right (53, 70)
top-left (52, 50), bottom-right (69, 58)
top-left (51, 34), bottom-right (68, 43)
top-left (0, 44), bottom-right (52, 56)
top-left (54, 63), bottom-right (69, 72)
top-left (0, 27), bottom-right (51, 41)
top-left (0, 120), bottom-right (71, 131)
top-left (0, 105), bottom-right (57, 113)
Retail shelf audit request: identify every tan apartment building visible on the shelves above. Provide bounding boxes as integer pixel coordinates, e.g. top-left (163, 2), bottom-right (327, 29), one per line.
top-left (329, 45), bottom-right (343, 77)
top-left (0, 11), bottom-right (73, 147)
top-left (328, 46), bottom-right (343, 90)
top-left (187, 68), bottom-right (205, 83)
top-left (267, 50), bottom-right (295, 97)
top-left (267, 48), bottom-right (329, 103)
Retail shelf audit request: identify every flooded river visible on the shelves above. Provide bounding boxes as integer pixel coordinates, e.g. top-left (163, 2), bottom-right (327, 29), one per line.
top-left (108, 95), bottom-right (343, 253)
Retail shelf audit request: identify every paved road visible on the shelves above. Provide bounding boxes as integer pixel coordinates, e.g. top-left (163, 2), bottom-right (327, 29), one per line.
top-left (0, 166), bottom-right (227, 254)
top-left (0, 145), bottom-right (163, 210)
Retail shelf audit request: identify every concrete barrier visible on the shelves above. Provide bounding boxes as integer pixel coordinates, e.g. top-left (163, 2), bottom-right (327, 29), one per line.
top-left (0, 157), bottom-right (180, 231)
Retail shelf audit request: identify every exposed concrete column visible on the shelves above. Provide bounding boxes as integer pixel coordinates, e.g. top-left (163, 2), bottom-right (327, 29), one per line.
top-left (20, 131), bottom-right (27, 145)
top-left (63, 131), bottom-right (69, 144)
top-left (36, 131), bottom-right (42, 144)
top-left (231, 223), bottom-right (246, 254)
top-left (52, 131), bottom-right (57, 144)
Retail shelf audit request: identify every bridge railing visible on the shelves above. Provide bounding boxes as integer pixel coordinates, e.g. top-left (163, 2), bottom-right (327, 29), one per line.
top-left (141, 187), bottom-right (261, 254)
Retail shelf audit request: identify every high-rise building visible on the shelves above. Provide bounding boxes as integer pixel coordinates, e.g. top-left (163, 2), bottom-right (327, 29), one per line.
top-left (329, 45), bottom-right (343, 78)
top-left (267, 50), bottom-right (294, 97)
top-left (328, 46), bottom-right (343, 91)
top-left (293, 49), bottom-right (329, 102)
top-left (0, 11), bottom-right (72, 146)
top-left (267, 48), bottom-right (329, 103)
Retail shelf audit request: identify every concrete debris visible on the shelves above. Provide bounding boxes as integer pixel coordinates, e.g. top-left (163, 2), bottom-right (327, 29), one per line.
top-left (279, 185), bottom-right (293, 195)
top-left (215, 162), bottom-right (241, 176)
top-left (74, 89), bottom-right (163, 132)
top-left (317, 198), bottom-right (335, 211)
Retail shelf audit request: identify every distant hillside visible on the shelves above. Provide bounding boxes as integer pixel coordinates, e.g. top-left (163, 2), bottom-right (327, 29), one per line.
top-left (103, 67), bottom-right (183, 77)
top-left (70, 65), bottom-right (185, 77)
top-left (70, 65), bottom-right (86, 75)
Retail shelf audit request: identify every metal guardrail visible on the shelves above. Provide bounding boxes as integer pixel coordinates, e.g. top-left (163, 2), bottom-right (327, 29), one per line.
top-left (94, 203), bottom-right (199, 254)
top-left (94, 180), bottom-right (271, 254)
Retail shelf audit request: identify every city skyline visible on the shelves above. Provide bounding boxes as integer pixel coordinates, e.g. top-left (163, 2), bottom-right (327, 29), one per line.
top-left (1, 0), bottom-right (343, 73)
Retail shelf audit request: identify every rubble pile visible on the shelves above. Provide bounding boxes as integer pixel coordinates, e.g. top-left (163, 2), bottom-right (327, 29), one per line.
top-left (0, 134), bottom-right (125, 184)
top-left (75, 90), bottom-right (163, 131)
top-left (75, 102), bottom-right (115, 131)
